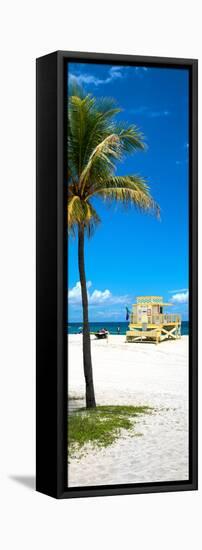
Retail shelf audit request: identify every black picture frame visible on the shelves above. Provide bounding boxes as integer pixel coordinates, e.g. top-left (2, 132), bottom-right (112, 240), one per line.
top-left (36, 50), bottom-right (198, 499)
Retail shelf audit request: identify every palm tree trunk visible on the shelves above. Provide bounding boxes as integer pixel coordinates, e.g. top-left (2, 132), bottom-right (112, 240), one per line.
top-left (78, 226), bottom-right (96, 408)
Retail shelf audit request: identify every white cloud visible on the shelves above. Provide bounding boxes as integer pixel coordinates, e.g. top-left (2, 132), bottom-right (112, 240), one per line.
top-left (68, 281), bottom-right (92, 303)
top-left (69, 66), bottom-right (125, 87)
top-left (133, 67), bottom-right (149, 77)
top-left (69, 65), bottom-right (150, 88)
top-left (109, 66), bottom-right (123, 79)
top-left (90, 289), bottom-right (111, 304)
top-left (129, 106), bottom-right (170, 118)
top-left (68, 281), bottom-right (81, 302)
top-left (68, 281), bottom-right (128, 306)
top-left (169, 288), bottom-right (188, 293)
top-left (149, 110), bottom-right (170, 118)
top-left (171, 290), bottom-right (189, 304)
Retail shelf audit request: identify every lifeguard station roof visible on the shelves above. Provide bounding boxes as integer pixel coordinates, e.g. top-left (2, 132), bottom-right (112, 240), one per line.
top-left (133, 296), bottom-right (173, 306)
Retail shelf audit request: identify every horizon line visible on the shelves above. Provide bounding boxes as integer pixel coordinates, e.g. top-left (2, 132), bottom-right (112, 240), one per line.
top-left (68, 319), bottom-right (189, 323)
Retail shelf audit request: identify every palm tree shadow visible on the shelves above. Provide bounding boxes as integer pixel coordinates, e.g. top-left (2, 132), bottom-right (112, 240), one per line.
top-left (9, 475), bottom-right (35, 491)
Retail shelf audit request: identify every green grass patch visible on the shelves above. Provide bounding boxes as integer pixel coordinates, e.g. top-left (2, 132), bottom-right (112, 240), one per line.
top-left (68, 405), bottom-right (152, 458)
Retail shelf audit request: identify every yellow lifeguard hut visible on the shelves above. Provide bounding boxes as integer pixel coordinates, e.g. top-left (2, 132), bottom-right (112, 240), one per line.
top-left (126, 296), bottom-right (181, 344)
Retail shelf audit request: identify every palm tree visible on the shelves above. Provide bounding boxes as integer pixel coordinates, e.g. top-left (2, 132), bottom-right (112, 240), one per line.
top-left (68, 89), bottom-right (159, 409)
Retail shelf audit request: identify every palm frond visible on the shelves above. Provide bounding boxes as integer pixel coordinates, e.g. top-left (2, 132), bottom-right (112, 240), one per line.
top-left (68, 93), bottom-right (121, 179)
top-left (79, 134), bottom-right (122, 192)
top-left (68, 195), bottom-right (100, 236)
top-left (95, 96), bottom-right (121, 117)
top-left (115, 124), bottom-right (146, 153)
top-left (90, 175), bottom-right (160, 216)
top-left (68, 95), bottom-right (96, 177)
top-left (84, 202), bottom-right (101, 237)
top-left (68, 88), bottom-right (160, 236)
top-left (68, 196), bottom-right (83, 230)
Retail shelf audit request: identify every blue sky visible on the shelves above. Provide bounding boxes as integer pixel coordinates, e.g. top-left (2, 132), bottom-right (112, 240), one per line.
top-left (68, 62), bottom-right (189, 322)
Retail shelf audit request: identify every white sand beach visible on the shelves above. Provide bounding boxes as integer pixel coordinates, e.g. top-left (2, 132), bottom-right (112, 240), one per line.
top-left (68, 335), bottom-right (189, 487)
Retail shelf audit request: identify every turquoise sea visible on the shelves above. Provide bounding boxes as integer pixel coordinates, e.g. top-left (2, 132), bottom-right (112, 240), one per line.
top-left (67, 320), bottom-right (189, 336)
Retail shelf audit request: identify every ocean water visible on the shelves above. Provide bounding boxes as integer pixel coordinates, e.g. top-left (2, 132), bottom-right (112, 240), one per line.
top-left (67, 320), bottom-right (189, 336)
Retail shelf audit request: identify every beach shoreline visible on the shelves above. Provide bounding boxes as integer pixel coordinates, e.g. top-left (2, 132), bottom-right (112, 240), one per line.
top-left (68, 335), bottom-right (189, 487)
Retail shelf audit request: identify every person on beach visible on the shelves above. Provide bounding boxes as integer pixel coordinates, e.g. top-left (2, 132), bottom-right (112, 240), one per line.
top-left (117, 326), bottom-right (120, 334)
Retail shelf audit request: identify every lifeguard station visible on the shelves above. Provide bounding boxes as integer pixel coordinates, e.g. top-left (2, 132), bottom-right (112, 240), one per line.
top-left (126, 296), bottom-right (181, 344)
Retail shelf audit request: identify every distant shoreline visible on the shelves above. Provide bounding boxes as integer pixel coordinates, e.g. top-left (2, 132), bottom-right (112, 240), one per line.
top-left (67, 320), bottom-right (189, 336)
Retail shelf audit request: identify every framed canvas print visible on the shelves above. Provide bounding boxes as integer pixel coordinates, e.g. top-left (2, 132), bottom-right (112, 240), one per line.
top-left (36, 51), bottom-right (198, 499)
